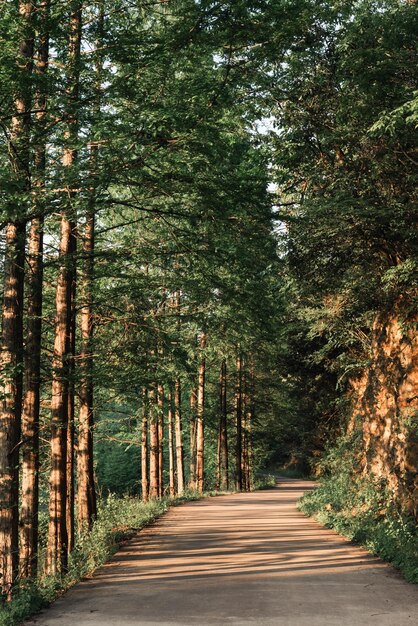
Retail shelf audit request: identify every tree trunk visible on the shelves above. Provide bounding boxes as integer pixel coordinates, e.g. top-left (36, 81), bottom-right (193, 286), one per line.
top-left (0, 224), bottom-right (25, 597)
top-left (149, 386), bottom-right (159, 499)
top-left (196, 333), bottom-right (207, 493)
top-left (157, 384), bottom-right (164, 497)
top-left (167, 389), bottom-right (175, 497)
top-left (141, 388), bottom-right (149, 501)
top-left (235, 354), bottom-right (243, 492)
top-left (20, 0), bottom-right (50, 580)
top-left (0, 0), bottom-right (33, 596)
top-left (77, 208), bottom-right (97, 531)
top-left (46, 1), bottom-right (81, 575)
top-left (218, 359), bottom-right (229, 491)
top-left (66, 260), bottom-right (76, 553)
top-left (77, 0), bottom-right (103, 530)
top-left (174, 379), bottom-right (184, 495)
top-left (46, 216), bottom-right (74, 575)
top-left (189, 388), bottom-right (197, 489)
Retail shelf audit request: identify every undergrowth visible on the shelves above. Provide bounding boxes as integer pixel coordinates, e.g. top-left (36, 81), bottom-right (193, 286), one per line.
top-left (298, 435), bottom-right (418, 584)
top-left (252, 473), bottom-right (277, 489)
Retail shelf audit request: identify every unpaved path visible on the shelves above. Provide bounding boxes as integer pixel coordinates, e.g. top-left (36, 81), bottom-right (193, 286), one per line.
top-left (26, 479), bottom-right (418, 626)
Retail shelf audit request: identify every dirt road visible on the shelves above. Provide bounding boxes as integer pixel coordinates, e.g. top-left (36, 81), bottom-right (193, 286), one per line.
top-left (26, 479), bottom-right (418, 625)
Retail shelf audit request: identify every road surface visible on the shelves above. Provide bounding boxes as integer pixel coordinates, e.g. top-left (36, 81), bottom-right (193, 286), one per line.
top-left (26, 479), bottom-right (418, 625)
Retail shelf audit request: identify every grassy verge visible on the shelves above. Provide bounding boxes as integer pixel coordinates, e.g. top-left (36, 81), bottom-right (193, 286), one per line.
top-left (298, 472), bottom-right (418, 584)
top-left (0, 490), bottom-right (227, 626)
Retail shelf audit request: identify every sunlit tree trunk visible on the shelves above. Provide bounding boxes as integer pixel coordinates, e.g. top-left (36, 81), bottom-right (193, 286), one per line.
top-left (46, 1), bottom-right (81, 575)
top-left (66, 264), bottom-right (76, 553)
top-left (196, 333), bottom-right (207, 493)
top-left (77, 207), bottom-right (97, 531)
top-left (141, 388), bottom-right (149, 501)
top-left (235, 354), bottom-right (243, 492)
top-left (20, 0), bottom-right (50, 580)
top-left (149, 386), bottom-right (159, 498)
top-left (0, 0), bottom-right (33, 596)
top-left (217, 359), bottom-right (228, 490)
top-left (157, 383), bottom-right (164, 496)
top-left (167, 388), bottom-right (175, 496)
top-left (174, 379), bottom-right (184, 495)
top-left (0, 224), bottom-right (26, 597)
top-left (189, 387), bottom-right (197, 489)
top-left (77, 1), bottom-right (103, 530)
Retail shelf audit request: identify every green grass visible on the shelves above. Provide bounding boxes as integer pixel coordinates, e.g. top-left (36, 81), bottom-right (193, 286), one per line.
top-left (299, 472), bottom-right (418, 584)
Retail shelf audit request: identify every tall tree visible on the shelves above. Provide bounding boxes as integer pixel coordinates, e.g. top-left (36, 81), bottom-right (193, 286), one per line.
top-left (235, 354), bottom-right (243, 491)
top-left (195, 333), bottom-right (207, 493)
top-left (46, 1), bottom-right (81, 575)
top-left (174, 378), bottom-right (184, 495)
top-left (217, 359), bottom-right (229, 490)
top-left (0, 0), bottom-right (34, 596)
top-left (19, 0), bottom-right (50, 578)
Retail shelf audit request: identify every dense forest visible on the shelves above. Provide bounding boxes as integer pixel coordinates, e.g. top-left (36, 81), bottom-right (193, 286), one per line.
top-left (0, 0), bottom-right (417, 613)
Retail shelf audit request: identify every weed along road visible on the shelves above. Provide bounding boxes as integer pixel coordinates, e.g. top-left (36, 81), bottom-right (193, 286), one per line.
top-left (26, 479), bottom-right (418, 626)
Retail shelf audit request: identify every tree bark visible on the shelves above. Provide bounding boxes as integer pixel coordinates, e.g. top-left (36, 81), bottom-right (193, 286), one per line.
top-left (0, 224), bottom-right (25, 597)
top-left (174, 379), bottom-right (184, 495)
top-left (149, 386), bottom-right (159, 499)
top-left (141, 388), bottom-right (149, 501)
top-left (46, 1), bottom-right (81, 575)
top-left (0, 0), bottom-right (33, 596)
top-left (77, 208), bottom-right (97, 531)
top-left (196, 333), bottom-right (207, 493)
top-left (77, 1), bottom-right (103, 531)
top-left (20, 0), bottom-right (50, 580)
top-left (218, 359), bottom-right (229, 491)
top-left (66, 261), bottom-right (76, 553)
top-left (167, 389), bottom-right (175, 496)
top-left (189, 387), bottom-right (197, 489)
top-left (235, 354), bottom-right (243, 492)
top-left (157, 384), bottom-right (164, 497)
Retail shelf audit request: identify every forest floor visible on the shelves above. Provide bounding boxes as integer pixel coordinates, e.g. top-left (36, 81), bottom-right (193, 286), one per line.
top-left (24, 479), bottom-right (418, 626)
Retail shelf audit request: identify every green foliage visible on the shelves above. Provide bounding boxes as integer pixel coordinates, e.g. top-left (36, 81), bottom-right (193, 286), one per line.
top-left (252, 474), bottom-right (277, 490)
top-left (299, 435), bottom-right (418, 584)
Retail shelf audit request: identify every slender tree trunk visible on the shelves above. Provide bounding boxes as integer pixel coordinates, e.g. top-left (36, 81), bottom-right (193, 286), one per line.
top-left (235, 354), bottom-right (243, 492)
top-left (77, 208), bottom-right (97, 530)
top-left (157, 384), bottom-right (164, 497)
top-left (167, 389), bottom-right (175, 497)
top-left (46, 217), bottom-right (72, 575)
top-left (0, 0), bottom-right (34, 596)
top-left (196, 333), bottom-right (207, 493)
top-left (189, 387), bottom-right (197, 489)
top-left (20, 218), bottom-right (43, 579)
top-left (46, 2), bottom-right (81, 575)
top-left (174, 379), bottom-right (184, 495)
top-left (149, 386), bottom-right (159, 498)
top-left (77, 0), bottom-right (103, 530)
top-left (0, 224), bottom-right (25, 597)
top-left (20, 0), bottom-right (50, 580)
top-left (218, 359), bottom-right (229, 491)
top-left (66, 263), bottom-right (76, 553)
top-left (141, 388), bottom-right (149, 501)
